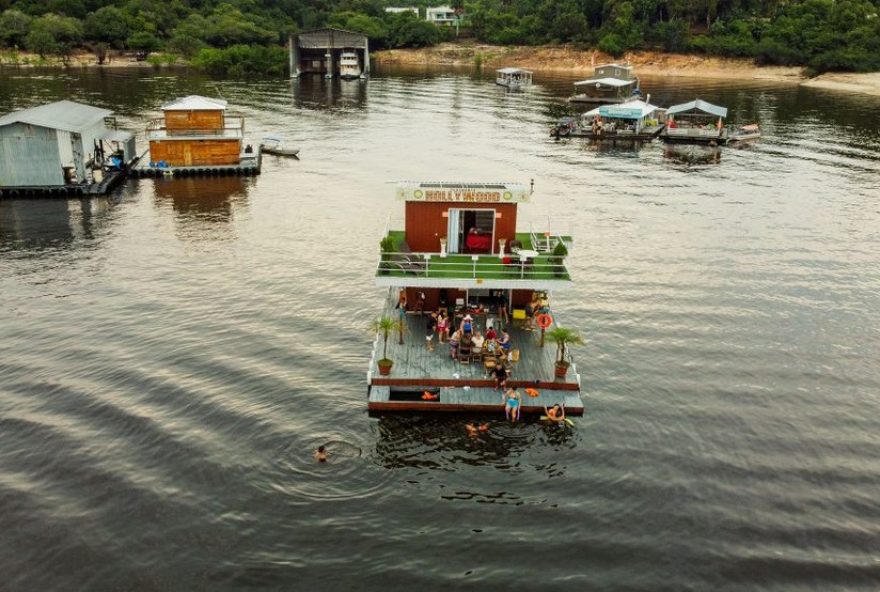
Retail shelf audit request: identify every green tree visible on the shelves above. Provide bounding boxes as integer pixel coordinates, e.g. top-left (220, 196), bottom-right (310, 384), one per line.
top-left (27, 13), bottom-right (83, 59)
top-left (0, 9), bottom-right (32, 47)
top-left (84, 6), bottom-right (130, 48)
top-left (127, 30), bottom-right (161, 57)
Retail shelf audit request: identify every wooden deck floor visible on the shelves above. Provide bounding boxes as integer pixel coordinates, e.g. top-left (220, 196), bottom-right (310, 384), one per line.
top-left (369, 309), bottom-right (581, 393)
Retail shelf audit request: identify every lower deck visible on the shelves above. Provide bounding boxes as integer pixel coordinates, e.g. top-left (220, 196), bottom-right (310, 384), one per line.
top-left (131, 151), bottom-right (261, 177)
top-left (0, 168), bottom-right (129, 199)
top-left (367, 296), bottom-right (584, 415)
top-left (555, 125), bottom-right (664, 141)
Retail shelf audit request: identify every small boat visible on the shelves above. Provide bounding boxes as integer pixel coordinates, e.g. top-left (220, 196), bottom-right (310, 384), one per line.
top-left (496, 68), bottom-right (533, 91)
top-left (339, 50), bottom-right (362, 80)
top-left (570, 63), bottom-right (641, 104)
top-left (729, 123), bottom-right (761, 142)
top-left (260, 136), bottom-right (299, 158)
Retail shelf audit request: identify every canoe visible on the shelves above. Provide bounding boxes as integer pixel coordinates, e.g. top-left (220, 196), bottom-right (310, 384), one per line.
top-left (261, 145), bottom-right (300, 157)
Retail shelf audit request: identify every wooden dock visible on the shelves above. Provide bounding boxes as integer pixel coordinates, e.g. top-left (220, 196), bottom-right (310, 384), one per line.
top-left (0, 167), bottom-right (130, 199)
top-left (367, 308), bottom-right (584, 415)
top-left (554, 125), bottom-right (664, 142)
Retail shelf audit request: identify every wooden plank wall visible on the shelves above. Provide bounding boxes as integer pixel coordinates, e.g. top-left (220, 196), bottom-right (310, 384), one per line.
top-left (404, 202), bottom-right (518, 252)
top-left (164, 110), bottom-right (224, 132)
top-left (149, 139), bottom-right (241, 166)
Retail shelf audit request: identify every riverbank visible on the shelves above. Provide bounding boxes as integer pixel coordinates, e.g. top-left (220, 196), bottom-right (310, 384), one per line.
top-left (374, 43), bottom-right (880, 96)
top-left (0, 49), bottom-right (178, 68)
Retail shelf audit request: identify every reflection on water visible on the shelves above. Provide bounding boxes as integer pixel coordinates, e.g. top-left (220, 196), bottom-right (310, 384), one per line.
top-left (663, 144), bottom-right (723, 165)
top-left (292, 76), bottom-right (368, 110)
top-left (0, 197), bottom-right (116, 249)
top-left (151, 175), bottom-right (250, 224)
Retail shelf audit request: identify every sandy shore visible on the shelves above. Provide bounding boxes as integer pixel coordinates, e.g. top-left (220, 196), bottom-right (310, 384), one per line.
top-left (0, 50), bottom-right (178, 68)
top-left (374, 43), bottom-right (880, 96)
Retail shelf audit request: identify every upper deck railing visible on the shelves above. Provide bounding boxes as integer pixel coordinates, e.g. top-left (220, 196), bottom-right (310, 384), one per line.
top-left (145, 117), bottom-right (245, 140)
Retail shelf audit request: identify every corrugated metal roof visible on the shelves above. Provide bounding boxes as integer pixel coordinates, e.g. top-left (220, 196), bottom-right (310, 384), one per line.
top-left (161, 95), bottom-right (228, 111)
top-left (101, 129), bottom-right (134, 142)
top-left (0, 100), bottom-right (112, 133)
top-left (596, 63), bottom-right (632, 71)
top-left (574, 77), bottom-right (636, 87)
top-left (497, 67), bottom-right (532, 74)
top-left (585, 99), bottom-right (663, 119)
top-left (667, 99), bottom-right (728, 118)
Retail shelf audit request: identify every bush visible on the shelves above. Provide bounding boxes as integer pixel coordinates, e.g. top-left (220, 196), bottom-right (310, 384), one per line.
top-left (192, 44), bottom-right (287, 76)
top-left (598, 33), bottom-right (624, 56)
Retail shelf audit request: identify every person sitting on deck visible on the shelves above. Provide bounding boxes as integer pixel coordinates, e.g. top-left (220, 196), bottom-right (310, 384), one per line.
top-left (504, 388), bottom-right (521, 422)
top-left (471, 331), bottom-right (485, 351)
top-left (486, 326), bottom-right (497, 341)
top-left (494, 362), bottom-right (509, 390)
top-left (498, 330), bottom-right (511, 352)
top-left (460, 314), bottom-right (474, 336)
top-left (544, 404), bottom-right (566, 425)
top-left (448, 329), bottom-right (461, 359)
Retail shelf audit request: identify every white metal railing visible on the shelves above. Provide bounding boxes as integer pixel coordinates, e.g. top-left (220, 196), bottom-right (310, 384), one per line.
top-left (376, 251), bottom-right (570, 280)
top-left (145, 117), bottom-right (245, 140)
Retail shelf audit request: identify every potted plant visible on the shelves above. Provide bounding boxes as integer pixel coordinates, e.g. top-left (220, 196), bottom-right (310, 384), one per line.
top-left (550, 241), bottom-right (568, 278)
top-left (545, 326), bottom-right (584, 378)
top-left (371, 316), bottom-right (402, 375)
top-left (379, 236), bottom-right (396, 275)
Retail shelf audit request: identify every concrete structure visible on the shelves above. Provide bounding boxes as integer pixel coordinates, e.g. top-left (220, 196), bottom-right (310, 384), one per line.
top-left (426, 6), bottom-right (457, 25)
top-left (289, 28), bottom-right (370, 79)
top-left (0, 101), bottom-right (135, 190)
top-left (385, 6), bottom-right (418, 15)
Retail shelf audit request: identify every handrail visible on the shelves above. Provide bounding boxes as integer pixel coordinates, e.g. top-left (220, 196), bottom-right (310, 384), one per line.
top-left (376, 251), bottom-right (570, 280)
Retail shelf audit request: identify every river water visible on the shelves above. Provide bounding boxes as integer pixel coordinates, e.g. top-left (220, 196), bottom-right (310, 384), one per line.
top-left (1, 65), bottom-right (879, 591)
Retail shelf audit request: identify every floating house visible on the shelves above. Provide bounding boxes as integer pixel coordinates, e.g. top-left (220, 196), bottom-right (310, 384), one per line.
top-left (0, 100), bottom-right (136, 198)
top-left (496, 67), bottom-right (533, 91)
top-left (661, 99), bottom-right (729, 144)
top-left (134, 95), bottom-right (260, 177)
top-left (552, 99), bottom-right (666, 141)
top-left (368, 181), bottom-right (583, 416)
top-left (570, 63), bottom-right (641, 104)
top-left (289, 28), bottom-right (370, 79)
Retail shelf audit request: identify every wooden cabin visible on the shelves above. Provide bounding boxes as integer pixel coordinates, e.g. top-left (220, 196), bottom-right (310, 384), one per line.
top-left (369, 182), bottom-right (582, 416)
top-left (146, 96), bottom-right (243, 167)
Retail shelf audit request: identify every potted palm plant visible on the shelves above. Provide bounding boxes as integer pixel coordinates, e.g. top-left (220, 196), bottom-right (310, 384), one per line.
top-left (545, 326), bottom-right (584, 378)
top-left (371, 316), bottom-right (402, 375)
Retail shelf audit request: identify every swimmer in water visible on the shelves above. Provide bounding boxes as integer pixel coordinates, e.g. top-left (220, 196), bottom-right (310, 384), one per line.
top-left (314, 445), bottom-right (328, 462)
top-left (544, 403), bottom-right (565, 424)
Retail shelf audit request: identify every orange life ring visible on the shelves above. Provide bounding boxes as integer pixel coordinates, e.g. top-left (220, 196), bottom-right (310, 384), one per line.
top-left (536, 313), bottom-right (553, 329)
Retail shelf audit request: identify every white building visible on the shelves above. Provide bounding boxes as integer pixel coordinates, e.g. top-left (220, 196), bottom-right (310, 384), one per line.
top-left (385, 7), bottom-right (419, 15)
top-left (426, 6), bottom-right (457, 25)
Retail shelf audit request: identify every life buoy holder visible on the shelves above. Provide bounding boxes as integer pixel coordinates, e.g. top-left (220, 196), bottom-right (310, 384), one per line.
top-left (536, 313), bottom-right (553, 329)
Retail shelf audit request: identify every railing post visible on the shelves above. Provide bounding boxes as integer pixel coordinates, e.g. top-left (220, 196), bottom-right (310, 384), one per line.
top-left (471, 255), bottom-right (478, 278)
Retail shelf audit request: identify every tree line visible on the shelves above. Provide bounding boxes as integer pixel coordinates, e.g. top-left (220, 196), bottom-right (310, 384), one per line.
top-left (0, 0), bottom-right (877, 74)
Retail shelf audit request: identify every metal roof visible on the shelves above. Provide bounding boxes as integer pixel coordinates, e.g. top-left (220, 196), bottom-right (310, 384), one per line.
top-left (596, 63), bottom-right (632, 71)
top-left (585, 99), bottom-right (664, 119)
top-left (574, 77), bottom-right (636, 87)
top-left (101, 129), bottom-right (134, 142)
top-left (296, 28), bottom-right (369, 48)
top-left (161, 95), bottom-right (228, 111)
top-left (497, 67), bottom-right (532, 74)
top-left (667, 99), bottom-right (728, 118)
top-left (0, 100), bottom-right (112, 133)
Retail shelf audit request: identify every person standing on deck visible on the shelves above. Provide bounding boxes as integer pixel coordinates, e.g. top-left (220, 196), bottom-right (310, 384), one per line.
top-left (426, 312), bottom-right (438, 352)
top-left (504, 388), bottom-right (521, 422)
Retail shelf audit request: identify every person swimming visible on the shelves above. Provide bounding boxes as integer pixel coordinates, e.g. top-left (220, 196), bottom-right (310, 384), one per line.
top-left (466, 422), bottom-right (490, 437)
top-left (314, 445), bottom-right (328, 462)
top-left (544, 403), bottom-right (565, 424)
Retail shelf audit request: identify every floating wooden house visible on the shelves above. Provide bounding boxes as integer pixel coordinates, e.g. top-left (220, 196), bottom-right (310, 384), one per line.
top-left (570, 63), bottom-right (641, 104)
top-left (0, 100), bottom-right (136, 198)
top-left (496, 67), bottom-right (533, 91)
top-left (660, 99), bottom-right (729, 144)
top-left (552, 99), bottom-right (666, 141)
top-left (289, 28), bottom-right (369, 79)
top-left (134, 95), bottom-right (260, 177)
top-left (368, 181), bottom-right (583, 416)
